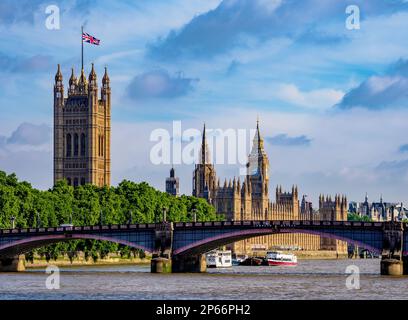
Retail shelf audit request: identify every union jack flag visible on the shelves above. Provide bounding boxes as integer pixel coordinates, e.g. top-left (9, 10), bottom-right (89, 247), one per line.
top-left (82, 32), bottom-right (100, 45)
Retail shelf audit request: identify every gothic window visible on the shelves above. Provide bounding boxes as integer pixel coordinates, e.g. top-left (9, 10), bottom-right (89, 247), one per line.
top-left (74, 133), bottom-right (79, 156)
top-left (81, 133), bottom-right (86, 156)
top-left (80, 177), bottom-right (85, 185)
top-left (67, 178), bottom-right (71, 186)
top-left (73, 178), bottom-right (78, 187)
top-left (66, 134), bottom-right (72, 157)
top-left (98, 135), bottom-right (104, 157)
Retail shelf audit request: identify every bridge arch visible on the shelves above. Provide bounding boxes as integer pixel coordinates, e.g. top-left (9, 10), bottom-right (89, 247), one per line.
top-left (173, 228), bottom-right (382, 256)
top-left (0, 233), bottom-right (153, 258)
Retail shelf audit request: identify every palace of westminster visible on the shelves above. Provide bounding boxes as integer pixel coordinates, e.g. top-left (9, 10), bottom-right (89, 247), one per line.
top-left (53, 63), bottom-right (348, 256)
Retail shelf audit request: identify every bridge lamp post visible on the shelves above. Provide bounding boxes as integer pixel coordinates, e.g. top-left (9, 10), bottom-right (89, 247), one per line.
top-left (192, 209), bottom-right (197, 223)
top-left (81, 209), bottom-right (87, 226)
top-left (36, 211), bottom-right (41, 228)
top-left (100, 210), bottom-right (104, 226)
top-left (129, 210), bottom-right (133, 224)
top-left (162, 207), bottom-right (167, 223)
top-left (10, 216), bottom-right (15, 229)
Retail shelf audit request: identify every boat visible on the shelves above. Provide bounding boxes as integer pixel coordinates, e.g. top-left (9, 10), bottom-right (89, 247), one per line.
top-left (240, 257), bottom-right (264, 266)
top-left (206, 250), bottom-right (232, 268)
top-left (265, 251), bottom-right (297, 266)
top-left (232, 254), bottom-right (248, 266)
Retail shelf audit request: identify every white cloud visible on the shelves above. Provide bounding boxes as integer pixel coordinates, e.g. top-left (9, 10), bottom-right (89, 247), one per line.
top-left (275, 84), bottom-right (344, 109)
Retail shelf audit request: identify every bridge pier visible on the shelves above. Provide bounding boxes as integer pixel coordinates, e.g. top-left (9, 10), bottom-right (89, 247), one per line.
top-left (151, 254), bottom-right (206, 273)
top-left (0, 255), bottom-right (25, 272)
top-left (151, 256), bottom-right (172, 273)
top-left (403, 257), bottom-right (408, 275)
top-left (380, 221), bottom-right (404, 276)
top-left (381, 259), bottom-right (403, 276)
top-left (172, 254), bottom-right (207, 273)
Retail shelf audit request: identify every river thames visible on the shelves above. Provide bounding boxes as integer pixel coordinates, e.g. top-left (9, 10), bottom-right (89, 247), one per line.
top-left (0, 259), bottom-right (407, 300)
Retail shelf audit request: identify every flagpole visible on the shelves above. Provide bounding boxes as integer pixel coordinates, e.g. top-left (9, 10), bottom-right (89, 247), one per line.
top-left (81, 25), bottom-right (84, 70)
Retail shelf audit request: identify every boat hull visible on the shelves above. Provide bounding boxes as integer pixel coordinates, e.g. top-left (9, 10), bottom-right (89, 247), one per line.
top-left (266, 259), bottom-right (297, 267)
top-left (240, 257), bottom-right (263, 266)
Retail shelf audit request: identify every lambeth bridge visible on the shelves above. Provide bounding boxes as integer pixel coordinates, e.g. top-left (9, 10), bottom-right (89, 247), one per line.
top-left (0, 219), bottom-right (407, 275)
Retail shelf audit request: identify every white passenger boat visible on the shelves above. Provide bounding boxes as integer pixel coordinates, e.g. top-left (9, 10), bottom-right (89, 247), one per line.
top-left (206, 250), bottom-right (232, 268)
top-left (265, 251), bottom-right (297, 266)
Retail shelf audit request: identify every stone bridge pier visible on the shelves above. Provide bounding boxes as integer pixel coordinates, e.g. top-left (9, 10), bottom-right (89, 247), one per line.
top-left (171, 254), bottom-right (206, 273)
top-left (381, 222), bottom-right (405, 276)
top-left (150, 222), bottom-right (206, 273)
top-left (0, 255), bottom-right (25, 272)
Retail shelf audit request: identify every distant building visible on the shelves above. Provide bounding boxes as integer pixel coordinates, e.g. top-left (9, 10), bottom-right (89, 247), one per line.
top-left (166, 167), bottom-right (179, 197)
top-left (318, 194), bottom-right (348, 252)
top-left (350, 194), bottom-right (408, 221)
top-left (192, 120), bottom-right (347, 255)
top-left (300, 195), bottom-right (313, 220)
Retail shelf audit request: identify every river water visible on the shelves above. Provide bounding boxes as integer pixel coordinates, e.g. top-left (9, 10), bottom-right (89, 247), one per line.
top-left (0, 259), bottom-right (407, 300)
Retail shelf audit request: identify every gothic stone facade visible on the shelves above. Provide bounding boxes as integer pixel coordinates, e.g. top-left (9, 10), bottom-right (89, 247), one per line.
top-left (54, 64), bottom-right (111, 187)
top-left (193, 122), bottom-right (347, 255)
top-left (319, 194), bottom-right (348, 252)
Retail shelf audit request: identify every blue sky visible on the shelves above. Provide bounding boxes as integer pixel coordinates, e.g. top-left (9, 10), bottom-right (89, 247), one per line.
top-left (1, 0), bottom-right (408, 205)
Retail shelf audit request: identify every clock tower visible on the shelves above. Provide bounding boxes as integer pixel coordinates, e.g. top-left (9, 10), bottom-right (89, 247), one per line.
top-left (247, 119), bottom-right (269, 219)
top-left (53, 64), bottom-right (111, 187)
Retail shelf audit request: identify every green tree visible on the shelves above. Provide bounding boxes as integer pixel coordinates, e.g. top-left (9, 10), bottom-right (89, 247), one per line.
top-left (0, 170), bottom-right (219, 263)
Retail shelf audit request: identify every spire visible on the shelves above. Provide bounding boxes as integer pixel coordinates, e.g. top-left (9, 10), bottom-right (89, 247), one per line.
top-left (103, 66), bottom-right (110, 84)
top-left (77, 67), bottom-right (88, 94)
top-left (200, 123), bottom-right (210, 164)
top-left (79, 68), bottom-right (87, 84)
top-left (55, 64), bottom-right (62, 82)
top-left (254, 117), bottom-right (264, 151)
top-left (170, 167), bottom-right (175, 178)
top-left (89, 63), bottom-right (97, 81)
top-left (69, 68), bottom-right (77, 85)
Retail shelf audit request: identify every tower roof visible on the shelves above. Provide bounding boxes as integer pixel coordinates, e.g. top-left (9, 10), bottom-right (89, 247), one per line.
top-left (252, 118), bottom-right (265, 154)
top-left (103, 66), bottom-right (110, 83)
top-left (248, 118), bottom-right (268, 176)
top-left (78, 68), bottom-right (87, 85)
top-left (89, 63), bottom-right (97, 81)
top-left (55, 64), bottom-right (62, 82)
top-left (69, 67), bottom-right (77, 85)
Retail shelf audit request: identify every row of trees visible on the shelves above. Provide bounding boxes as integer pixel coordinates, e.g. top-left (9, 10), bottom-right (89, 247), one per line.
top-left (347, 212), bottom-right (372, 222)
top-left (0, 170), bottom-right (221, 262)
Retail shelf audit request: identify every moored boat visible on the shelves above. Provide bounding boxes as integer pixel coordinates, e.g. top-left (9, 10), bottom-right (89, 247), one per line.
top-left (206, 250), bottom-right (232, 268)
top-left (232, 254), bottom-right (248, 266)
top-left (265, 251), bottom-right (297, 266)
top-left (240, 257), bottom-right (264, 266)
